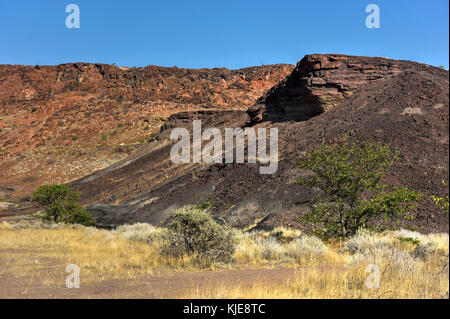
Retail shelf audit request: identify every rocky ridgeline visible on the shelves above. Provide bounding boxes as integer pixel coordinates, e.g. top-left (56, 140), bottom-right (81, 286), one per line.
top-left (0, 63), bottom-right (294, 107)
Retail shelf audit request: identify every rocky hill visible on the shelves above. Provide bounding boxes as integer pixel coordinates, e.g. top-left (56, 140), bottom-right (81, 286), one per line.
top-left (59, 54), bottom-right (448, 233)
top-left (0, 63), bottom-right (293, 197)
top-left (1, 54), bottom-right (448, 233)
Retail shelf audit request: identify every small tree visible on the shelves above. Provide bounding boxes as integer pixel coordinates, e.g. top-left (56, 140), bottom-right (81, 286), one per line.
top-left (33, 184), bottom-right (94, 226)
top-left (297, 135), bottom-right (422, 239)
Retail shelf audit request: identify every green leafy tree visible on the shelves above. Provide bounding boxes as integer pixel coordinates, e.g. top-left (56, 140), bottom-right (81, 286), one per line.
top-left (33, 184), bottom-right (94, 226)
top-left (297, 135), bottom-right (422, 239)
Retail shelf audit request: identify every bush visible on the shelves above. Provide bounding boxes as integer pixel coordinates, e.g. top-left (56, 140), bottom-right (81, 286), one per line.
top-left (114, 223), bottom-right (162, 243)
top-left (163, 206), bottom-right (236, 263)
top-left (297, 134), bottom-right (422, 240)
top-left (344, 230), bottom-right (418, 270)
top-left (285, 236), bottom-right (327, 260)
top-left (412, 241), bottom-right (439, 260)
top-left (269, 226), bottom-right (302, 243)
top-left (32, 184), bottom-right (94, 226)
top-left (343, 230), bottom-right (394, 255)
top-left (431, 180), bottom-right (449, 211)
top-left (258, 237), bottom-right (285, 260)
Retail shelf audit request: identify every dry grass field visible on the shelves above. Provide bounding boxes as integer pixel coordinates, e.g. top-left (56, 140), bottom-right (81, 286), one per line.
top-left (0, 220), bottom-right (448, 298)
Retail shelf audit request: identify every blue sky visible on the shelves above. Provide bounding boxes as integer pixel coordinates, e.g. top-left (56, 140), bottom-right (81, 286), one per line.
top-left (1, 0), bottom-right (448, 69)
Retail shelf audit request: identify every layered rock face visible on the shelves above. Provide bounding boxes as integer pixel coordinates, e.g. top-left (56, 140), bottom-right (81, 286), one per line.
top-left (249, 54), bottom-right (402, 122)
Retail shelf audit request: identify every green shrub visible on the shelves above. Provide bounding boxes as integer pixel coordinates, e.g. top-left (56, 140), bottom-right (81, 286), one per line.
top-left (32, 184), bottom-right (94, 226)
top-left (42, 201), bottom-right (94, 225)
top-left (431, 180), bottom-right (449, 212)
top-left (163, 206), bottom-right (236, 263)
top-left (297, 134), bottom-right (422, 240)
top-left (193, 200), bottom-right (212, 210)
top-left (396, 236), bottom-right (421, 247)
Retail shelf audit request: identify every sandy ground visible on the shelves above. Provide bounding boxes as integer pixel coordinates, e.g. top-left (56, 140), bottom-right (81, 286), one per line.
top-left (0, 250), bottom-right (297, 299)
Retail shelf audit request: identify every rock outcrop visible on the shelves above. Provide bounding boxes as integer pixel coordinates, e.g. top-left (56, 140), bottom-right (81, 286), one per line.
top-left (249, 54), bottom-right (402, 122)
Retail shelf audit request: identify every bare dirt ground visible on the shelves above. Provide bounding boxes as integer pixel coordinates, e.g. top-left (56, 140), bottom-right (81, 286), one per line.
top-left (0, 250), bottom-right (297, 299)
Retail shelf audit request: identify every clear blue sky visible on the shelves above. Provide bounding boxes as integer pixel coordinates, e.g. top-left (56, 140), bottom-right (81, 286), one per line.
top-left (1, 0), bottom-right (448, 69)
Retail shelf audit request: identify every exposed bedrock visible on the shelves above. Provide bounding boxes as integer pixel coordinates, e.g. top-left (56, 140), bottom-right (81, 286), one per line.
top-left (248, 54), bottom-right (403, 122)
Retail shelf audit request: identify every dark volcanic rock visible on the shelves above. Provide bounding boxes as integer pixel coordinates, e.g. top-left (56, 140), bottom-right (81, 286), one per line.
top-left (69, 54), bottom-right (449, 234)
top-left (250, 54), bottom-right (402, 122)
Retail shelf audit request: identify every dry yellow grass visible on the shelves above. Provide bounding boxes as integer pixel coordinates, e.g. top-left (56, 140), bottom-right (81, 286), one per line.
top-left (182, 229), bottom-right (449, 298)
top-left (180, 259), bottom-right (448, 298)
top-left (0, 221), bottom-right (448, 298)
top-left (0, 222), bottom-right (200, 280)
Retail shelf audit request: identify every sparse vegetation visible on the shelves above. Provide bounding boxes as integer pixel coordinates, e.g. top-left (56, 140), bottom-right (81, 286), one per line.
top-left (163, 206), bottom-right (236, 264)
top-left (396, 236), bottom-right (421, 247)
top-left (268, 226), bottom-right (302, 243)
top-left (138, 137), bottom-right (147, 144)
top-left (0, 220), bottom-right (448, 298)
top-left (431, 180), bottom-right (449, 211)
top-left (297, 135), bottom-right (422, 240)
top-left (32, 184), bottom-right (94, 226)
top-left (114, 222), bottom-right (163, 244)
